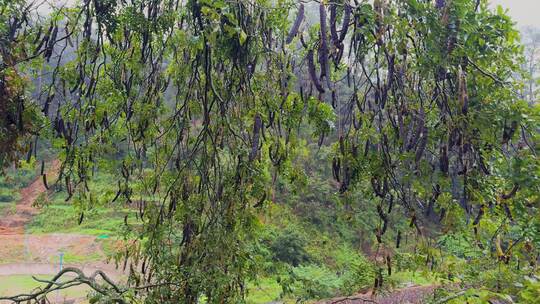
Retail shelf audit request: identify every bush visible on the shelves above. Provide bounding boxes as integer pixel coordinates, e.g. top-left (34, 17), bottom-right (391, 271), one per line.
top-left (333, 245), bottom-right (374, 294)
top-left (0, 188), bottom-right (16, 202)
top-left (269, 228), bottom-right (311, 267)
top-left (291, 265), bottom-right (341, 299)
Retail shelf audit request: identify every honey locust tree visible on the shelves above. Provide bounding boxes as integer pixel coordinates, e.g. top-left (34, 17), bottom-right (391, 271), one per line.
top-left (0, 0), bottom-right (319, 302)
top-left (1, 0), bottom-right (539, 302)
top-left (295, 0), bottom-right (539, 295)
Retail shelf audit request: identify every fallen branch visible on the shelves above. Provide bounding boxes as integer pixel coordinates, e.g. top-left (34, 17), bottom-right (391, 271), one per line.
top-left (0, 267), bottom-right (126, 303)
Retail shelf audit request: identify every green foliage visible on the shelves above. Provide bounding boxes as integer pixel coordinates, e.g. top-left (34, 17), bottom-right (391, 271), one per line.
top-left (0, 0), bottom-right (539, 302)
top-left (518, 276), bottom-right (540, 303)
top-left (290, 265), bottom-right (342, 299)
top-left (268, 228), bottom-right (311, 267)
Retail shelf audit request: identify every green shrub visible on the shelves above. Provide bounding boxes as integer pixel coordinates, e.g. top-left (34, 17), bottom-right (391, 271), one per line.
top-left (291, 265), bottom-right (341, 299)
top-left (269, 228), bottom-right (311, 267)
top-left (0, 188), bottom-right (16, 202)
top-left (333, 245), bottom-right (374, 294)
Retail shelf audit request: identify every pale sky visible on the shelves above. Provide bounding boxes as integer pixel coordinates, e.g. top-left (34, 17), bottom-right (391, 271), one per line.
top-left (489, 0), bottom-right (540, 29)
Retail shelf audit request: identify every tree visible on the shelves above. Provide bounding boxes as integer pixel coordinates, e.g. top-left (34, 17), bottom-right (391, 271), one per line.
top-left (522, 26), bottom-right (540, 104)
top-left (0, 0), bottom-right (538, 302)
top-left (300, 0), bottom-right (539, 293)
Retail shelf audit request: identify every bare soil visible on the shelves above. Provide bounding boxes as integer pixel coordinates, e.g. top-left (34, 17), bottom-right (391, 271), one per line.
top-left (0, 160), bottom-right (124, 302)
top-left (0, 160), bottom-right (60, 234)
top-left (317, 285), bottom-right (436, 304)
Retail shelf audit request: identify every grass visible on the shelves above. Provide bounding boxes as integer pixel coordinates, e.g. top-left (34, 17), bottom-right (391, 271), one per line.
top-left (0, 275), bottom-right (89, 299)
top-left (26, 193), bottom-right (128, 236)
top-left (57, 250), bottom-right (103, 264)
top-left (246, 277), bottom-right (286, 304)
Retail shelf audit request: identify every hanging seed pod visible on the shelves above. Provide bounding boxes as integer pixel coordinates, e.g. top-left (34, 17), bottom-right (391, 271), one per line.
top-left (502, 120), bottom-right (518, 144)
top-left (35, 24), bottom-right (52, 54)
top-left (44, 26), bottom-right (58, 62)
top-left (382, 218), bottom-right (388, 235)
top-left (375, 228), bottom-right (382, 243)
top-left (339, 3), bottom-right (351, 43)
top-left (319, 4), bottom-right (330, 87)
top-left (339, 135), bottom-right (345, 155)
top-left (439, 208), bottom-right (446, 221)
top-left (307, 49), bottom-right (325, 93)
top-left (249, 114), bottom-right (262, 162)
top-left (339, 166), bottom-right (351, 193)
top-left (409, 214), bottom-right (416, 228)
top-left (332, 157), bottom-right (341, 182)
top-left (387, 195), bottom-right (394, 214)
top-left (329, 3), bottom-right (339, 47)
top-left (501, 184), bottom-right (519, 200)
top-left (42, 93), bottom-right (54, 115)
top-left (386, 255), bottom-right (392, 275)
top-left (32, 25), bottom-right (43, 45)
top-left (371, 177), bottom-right (384, 198)
top-left (472, 204), bottom-right (484, 226)
top-left (26, 142), bottom-right (33, 162)
top-left (439, 144), bottom-right (449, 174)
top-left (478, 151), bottom-right (490, 175)
top-left (42, 173), bottom-right (49, 190)
top-left (78, 212), bottom-right (84, 225)
top-left (168, 197), bottom-right (177, 216)
top-left (374, 0), bottom-right (385, 46)
top-left (286, 4), bottom-right (304, 44)
top-left (373, 277), bottom-right (379, 292)
top-left (377, 205), bottom-right (386, 222)
top-left (378, 204), bottom-right (389, 235)
top-left (458, 68), bottom-right (469, 115)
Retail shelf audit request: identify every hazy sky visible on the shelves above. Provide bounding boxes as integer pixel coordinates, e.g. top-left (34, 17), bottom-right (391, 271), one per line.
top-left (489, 0), bottom-right (540, 29)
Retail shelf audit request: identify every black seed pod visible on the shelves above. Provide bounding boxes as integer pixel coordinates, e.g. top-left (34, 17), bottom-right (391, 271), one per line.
top-left (386, 255), bottom-right (392, 275)
top-left (439, 144), bottom-right (449, 174)
top-left (473, 205), bottom-right (484, 226)
top-left (332, 157), bottom-right (341, 182)
top-left (329, 3), bottom-right (339, 47)
top-left (339, 3), bottom-right (351, 43)
top-left (307, 49), bottom-right (324, 93)
top-left (502, 120), bottom-right (518, 144)
top-left (249, 114), bottom-right (262, 161)
top-left (42, 174), bottom-right (49, 190)
top-left (286, 4), bottom-right (304, 44)
top-left (319, 4), bottom-right (330, 87)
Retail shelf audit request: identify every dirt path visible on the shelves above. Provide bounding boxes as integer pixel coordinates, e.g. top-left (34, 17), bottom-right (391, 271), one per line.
top-left (0, 160), bottom-right (60, 235)
top-left (317, 285), bottom-right (436, 304)
top-left (0, 160), bottom-right (125, 302)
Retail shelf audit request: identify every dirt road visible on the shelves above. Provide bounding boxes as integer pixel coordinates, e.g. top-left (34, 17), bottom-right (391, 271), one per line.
top-left (317, 285), bottom-right (437, 304)
top-left (0, 160), bottom-right (60, 234)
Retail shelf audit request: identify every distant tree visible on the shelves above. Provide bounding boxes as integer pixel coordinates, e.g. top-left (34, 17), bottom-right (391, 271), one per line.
top-left (522, 27), bottom-right (540, 103)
